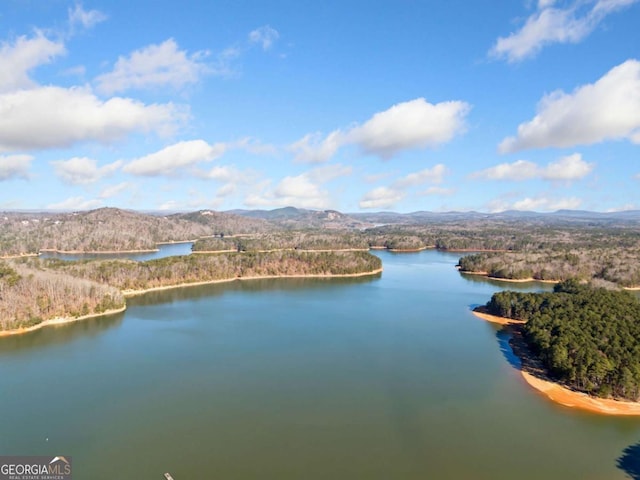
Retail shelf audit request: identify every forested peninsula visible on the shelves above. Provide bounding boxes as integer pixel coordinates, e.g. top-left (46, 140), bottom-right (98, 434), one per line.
top-left (0, 251), bottom-right (382, 334)
top-left (478, 280), bottom-right (640, 407)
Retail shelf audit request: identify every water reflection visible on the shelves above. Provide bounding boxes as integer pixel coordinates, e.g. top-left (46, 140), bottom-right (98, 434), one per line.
top-left (128, 273), bottom-right (382, 307)
top-left (458, 271), bottom-right (553, 290)
top-left (39, 242), bottom-right (193, 262)
top-left (617, 441), bottom-right (640, 479)
top-left (0, 311), bottom-right (125, 356)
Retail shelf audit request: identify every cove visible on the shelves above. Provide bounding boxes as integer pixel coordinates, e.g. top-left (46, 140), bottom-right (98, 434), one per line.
top-left (0, 250), bottom-right (638, 479)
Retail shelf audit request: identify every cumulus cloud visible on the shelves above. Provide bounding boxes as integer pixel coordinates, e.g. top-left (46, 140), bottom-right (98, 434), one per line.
top-left (123, 140), bottom-right (226, 176)
top-left (358, 164), bottom-right (450, 209)
top-left (290, 98), bottom-right (470, 162)
top-left (359, 187), bottom-right (405, 209)
top-left (0, 154), bottom-right (33, 180)
top-left (490, 0), bottom-right (639, 62)
top-left (0, 33), bottom-right (65, 92)
top-left (487, 195), bottom-right (583, 212)
top-left (542, 153), bottom-right (594, 180)
top-left (249, 26), bottom-right (280, 50)
top-left (244, 164), bottom-right (351, 209)
top-left (51, 157), bottom-right (122, 184)
top-left (95, 39), bottom-right (210, 94)
top-left (500, 60), bottom-right (640, 152)
top-left (348, 99), bottom-right (470, 158)
top-left (47, 196), bottom-right (103, 211)
top-left (471, 153), bottom-right (593, 181)
top-left (290, 131), bottom-right (343, 163)
top-left (0, 86), bottom-right (183, 152)
top-left (393, 164), bottom-right (447, 188)
top-left (471, 159), bottom-right (539, 180)
top-left (245, 175), bottom-right (331, 209)
top-left (68, 3), bottom-right (108, 31)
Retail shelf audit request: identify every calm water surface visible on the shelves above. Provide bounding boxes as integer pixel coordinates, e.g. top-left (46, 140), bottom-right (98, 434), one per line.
top-left (38, 241), bottom-right (194, 261)
top-left (1, 250), bottom-right (639, 479)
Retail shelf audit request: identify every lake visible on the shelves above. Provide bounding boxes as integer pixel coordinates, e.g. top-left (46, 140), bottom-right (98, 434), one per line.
top-left (38, 241), bottom-right (195, 261)
top-left (1, 250), bottom-right (638, 479)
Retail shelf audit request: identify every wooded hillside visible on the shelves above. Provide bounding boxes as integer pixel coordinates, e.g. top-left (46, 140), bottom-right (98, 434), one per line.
top-left (483, 280), bottom-right (640, 401)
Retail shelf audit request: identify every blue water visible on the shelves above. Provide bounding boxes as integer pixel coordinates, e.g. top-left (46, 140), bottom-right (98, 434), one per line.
top-left (38, 242), bottom-right (194, 261)
top-left (0, 250), bottom-right (638, 479)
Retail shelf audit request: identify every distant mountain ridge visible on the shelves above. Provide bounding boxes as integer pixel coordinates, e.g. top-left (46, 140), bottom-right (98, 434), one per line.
top-left (226, 206), bottom-right (371, 229)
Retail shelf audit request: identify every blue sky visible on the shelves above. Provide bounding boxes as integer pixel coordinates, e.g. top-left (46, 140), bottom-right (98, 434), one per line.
top-left (0, 0), bottom-right (639, 213)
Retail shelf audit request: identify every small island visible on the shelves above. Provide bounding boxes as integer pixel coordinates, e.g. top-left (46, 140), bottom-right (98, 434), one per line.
top-left (475, 279), bottom-right (640, 415)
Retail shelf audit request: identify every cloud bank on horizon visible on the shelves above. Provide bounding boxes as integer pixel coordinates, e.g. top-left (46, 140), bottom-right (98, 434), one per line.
top-left (0, 0), bottom-right (638, 213)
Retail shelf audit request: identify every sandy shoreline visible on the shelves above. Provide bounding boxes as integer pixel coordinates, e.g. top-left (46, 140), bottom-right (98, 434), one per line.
top-left (122, 268), bottom-right (384, 297)
top-left (0, 306), bottom-right (127, 337)
top-left (472, 308), bottom-right (640, 415)
top-left (520, 371), bottom-right (640, 415)
top-left (460, 270), bottom-right (559, 284)
top-left (472, 310), bottom-right (525, 326)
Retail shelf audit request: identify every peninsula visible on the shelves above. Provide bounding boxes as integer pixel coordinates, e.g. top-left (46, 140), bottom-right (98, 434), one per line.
top-left (0, 250), bottom-right (382, 335)
top-left (475, 279), bottom-right (640, 415)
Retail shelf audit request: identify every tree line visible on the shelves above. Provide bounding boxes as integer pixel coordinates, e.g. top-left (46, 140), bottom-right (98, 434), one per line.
top-left (483, 280), bottom-right (640, 401)
top-left (0, 251), bottom-right (381, 330)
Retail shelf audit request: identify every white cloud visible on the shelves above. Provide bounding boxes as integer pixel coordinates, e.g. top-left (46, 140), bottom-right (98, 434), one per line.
top-left (421, 186), bottom-right (456, 196)
top-left (51, 157), bottom-right (122, 184)
top-left (243, 164), bottom-right (350, 209)
top-left (542, 153), bottom-right (593, 180)
top-left (68, 3), bottom-right (108, 31)
top-left (0, 86), bottom-right (183, 152)
top-left (201, 165), bottom-right (250, 183)
top-left (0, 33), bottom-right (66, 92)
top-left (348, 99), bottom-right (471, 159)
top-left (393, 164), bottom-right (447, 188)
top-left (123, 140), bottom-right (226, 176)
top-left (290, 98), bottom-right (470, 162)
top-left (357, 164), bottom-right (448, 209)
top-left (359, 187), bottom-right (404, 209)
top-left (99, 182), bottom-right (131, 199)
top-left (471, 159), bottom-right (539, 180)
top-left (471, 154), bottom-right (593, 181)
top-left (490, 0), bottom-right (639, 62)
top-left (0, 154), bottom-right (33, 180)
top-left (499, 60), bottom-right (640, 152)
top-left (233, 137), bottom-right (277, 155)
top-left (249, 26), bottom-right (280, 50)
top-left (488, 195), bottom-right (583, 212)
top-left (46, 196), bottom-right (103, 210)
top-left (95, 39), bottom-right (210, 94)
top-left (290, 131), bottom-right (343, 163)
top-left (245, 175), bottom-right (332, 209)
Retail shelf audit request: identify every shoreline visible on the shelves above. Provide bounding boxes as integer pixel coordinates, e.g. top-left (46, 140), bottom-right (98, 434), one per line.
top-left (0, 269), bottom-right (382, 337)
top-left (39, 248), bottom-right (159, 255)
top-left (472, 309), bottom-right (525, 326)
top-left (0, 306), bottom-right (126, 337)
top-left (122, 268), bottom-right (384, 297)
top-left (472, 308), bottom-right (640, 415)
top-left (460, 270), bottom-right (558, 284)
